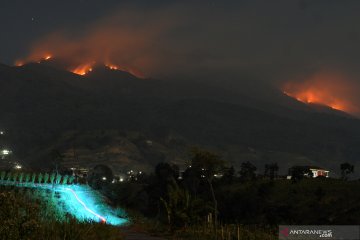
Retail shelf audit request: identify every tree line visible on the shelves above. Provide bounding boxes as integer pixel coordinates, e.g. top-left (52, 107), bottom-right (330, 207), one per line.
top-left (94, 148), bottom-right (357, 232)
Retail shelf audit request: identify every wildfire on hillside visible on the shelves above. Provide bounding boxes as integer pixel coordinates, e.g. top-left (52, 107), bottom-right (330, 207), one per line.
top-left (283, 71), bottom-right (359, 114)
top-left (13, 15), bottom-right (150, 79)
top-left (72, 62), bottom-right (95, 76)
top-left (15, 54), bottom-right (52, 66)
top-left (105, 62), bottom-right (144, 78)
top-left (105, 64), bottom-right (119, 70)
top-left (283, 89), bottom-right (346, 111)
top-left (15, 54), bottom-right (144, 78)
top-left (15, 61), bottom-right (24, 67)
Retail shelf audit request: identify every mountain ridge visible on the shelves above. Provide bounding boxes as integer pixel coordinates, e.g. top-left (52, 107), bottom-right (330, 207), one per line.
top-left (0, 61), bottom-right (359, 176)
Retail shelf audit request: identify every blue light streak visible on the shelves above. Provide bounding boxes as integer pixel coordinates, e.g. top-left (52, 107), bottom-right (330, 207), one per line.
top-left (0, 180), bottom-right (128, 226)
top-left (65, 187), bottom-right (107, 223)
top-left (56, 185), bottom-right (128, 226)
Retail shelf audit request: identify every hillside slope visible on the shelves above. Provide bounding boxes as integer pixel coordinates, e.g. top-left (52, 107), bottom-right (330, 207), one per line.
top-left (0, 62), bottom-right (359, 176)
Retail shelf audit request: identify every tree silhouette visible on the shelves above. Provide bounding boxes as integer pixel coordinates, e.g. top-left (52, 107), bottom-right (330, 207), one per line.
top-left (340, 162), bottom-right (354, 180)
top-left (265, 163), bottom-right (279, 180)
top-left (160, 183), bottom-right (210, 230)
top-left (239, 161), bottom-right (257, 181)
top-left (88, 165), bottom-right (114, 190)
top-left (51, 149), bottom-right (63, 175)
top-left (189, 148), bottom-right (224, 239)
top-left (221, 166), bottom-right (235, 184)
top-left (290, 166), bottom-right (313, 183)
top-left (155, 162), bottom-right (178, 184)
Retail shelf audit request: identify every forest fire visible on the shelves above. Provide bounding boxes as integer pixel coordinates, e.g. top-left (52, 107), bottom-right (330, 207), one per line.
top-left (37, 54), bottom-right (52, 63)
top-left (105, 64), bottom-right (119, 70)
top-left (15, 53), bottom-right (144, 78)
top-left (283, 72), bottom-right (359, 114)
top-left (15, 54), bottom-right (52, 66)
top-left (104, 63), bottom-right (144, 78)
top-left (15, 61), bottom-right (24, 67)
top-left (11, 9), bottom-right (166, 80)
top-left (72, 63), bottom-right (94, 76)
top-left (283, 89), bottom-right (346, 111)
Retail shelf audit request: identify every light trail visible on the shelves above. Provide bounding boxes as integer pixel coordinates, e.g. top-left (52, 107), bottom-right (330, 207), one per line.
top-left (65, 187), bottom-right (106, 223)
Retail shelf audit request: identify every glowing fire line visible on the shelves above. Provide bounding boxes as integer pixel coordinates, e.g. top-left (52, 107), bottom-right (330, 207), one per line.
top-left (283, 90), bottom-right (346, 111)
top-left (65, 188), bottom-right (106, 223)
top-left (15, 54), bottom-right (144, 78)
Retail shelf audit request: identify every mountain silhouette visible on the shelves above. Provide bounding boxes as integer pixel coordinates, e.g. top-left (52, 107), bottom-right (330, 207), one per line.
top-left (0, 60), bottom-right (358, 176)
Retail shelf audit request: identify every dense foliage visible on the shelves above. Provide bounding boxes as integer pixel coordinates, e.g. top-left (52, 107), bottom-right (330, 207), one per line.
top-left (97, 150), bottom-right (360, 232)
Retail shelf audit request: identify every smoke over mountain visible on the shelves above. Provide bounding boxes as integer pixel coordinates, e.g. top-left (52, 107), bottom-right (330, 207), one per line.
top-left (12, 1), bottom-right (360, 116)
top-left (15, 8), bottom-right (181, 78)
top-left (283, 71), bottom-right (360, 116)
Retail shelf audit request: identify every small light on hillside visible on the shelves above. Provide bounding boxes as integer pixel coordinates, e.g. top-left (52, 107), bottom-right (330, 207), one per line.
top-left (2, 149), bottom-right (11, 155)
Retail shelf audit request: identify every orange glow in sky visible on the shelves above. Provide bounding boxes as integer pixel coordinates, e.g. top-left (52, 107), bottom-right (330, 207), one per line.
top-left (283, 89), bottom-right (346, 111)
top-left (283, 71), bottom-right (359, 114)
top-left (15, 60), bottom-right (24, 67)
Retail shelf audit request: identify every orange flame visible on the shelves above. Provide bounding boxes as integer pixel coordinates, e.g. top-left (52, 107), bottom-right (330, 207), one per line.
top-left (283, 89), bottom-right (346, 111)
top-left (105, 64), bottom-right (119, 70)
top-left (15, 60), bottom-right (24, 67)
top-left (16, 53), bottom-right (53, 66)
top-left (15, 54), bottom-right (144, 78)
top-left (105, 62), bottom-right (144, 78)
top-left (283, 71), bottom-right (359, 114)
top-left (72, 62), bottom-right (94, 76)
top-left (37, 54), bottom-right (52, 63)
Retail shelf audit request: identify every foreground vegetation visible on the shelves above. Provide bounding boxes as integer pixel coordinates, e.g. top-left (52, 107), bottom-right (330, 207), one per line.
top-left (0, 186), bottom-right (123, 240)
top-left (116, 177), bottom-right (360, 239)
top-left (0, 148), bottom-right (358, 239)
top-left (91, 149), bottom-right (359, 239)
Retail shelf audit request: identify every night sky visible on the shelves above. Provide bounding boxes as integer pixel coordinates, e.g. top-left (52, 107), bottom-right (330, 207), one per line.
top-left (0, 0), bottom-right (360, 74)
top-left (0, 0), bottom-right (151, 63)
top-left (2, 0), bottom-right (360, 98)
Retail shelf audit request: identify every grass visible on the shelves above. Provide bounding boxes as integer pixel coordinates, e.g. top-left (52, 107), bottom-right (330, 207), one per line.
top-left (0, 186), bottom-right (124, 240)
top-left (124, 178), bottom-right (360, 239)
top-left (171, 224), bottom-right (276, 240)
top-left (125, 212), bottom-right (276, 240)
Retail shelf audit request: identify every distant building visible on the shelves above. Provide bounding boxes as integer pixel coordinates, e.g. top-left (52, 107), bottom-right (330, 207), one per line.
top-left (309, 166), bottom-right (330, 177)
top-left (288, 166), bottom-right (330, 179)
